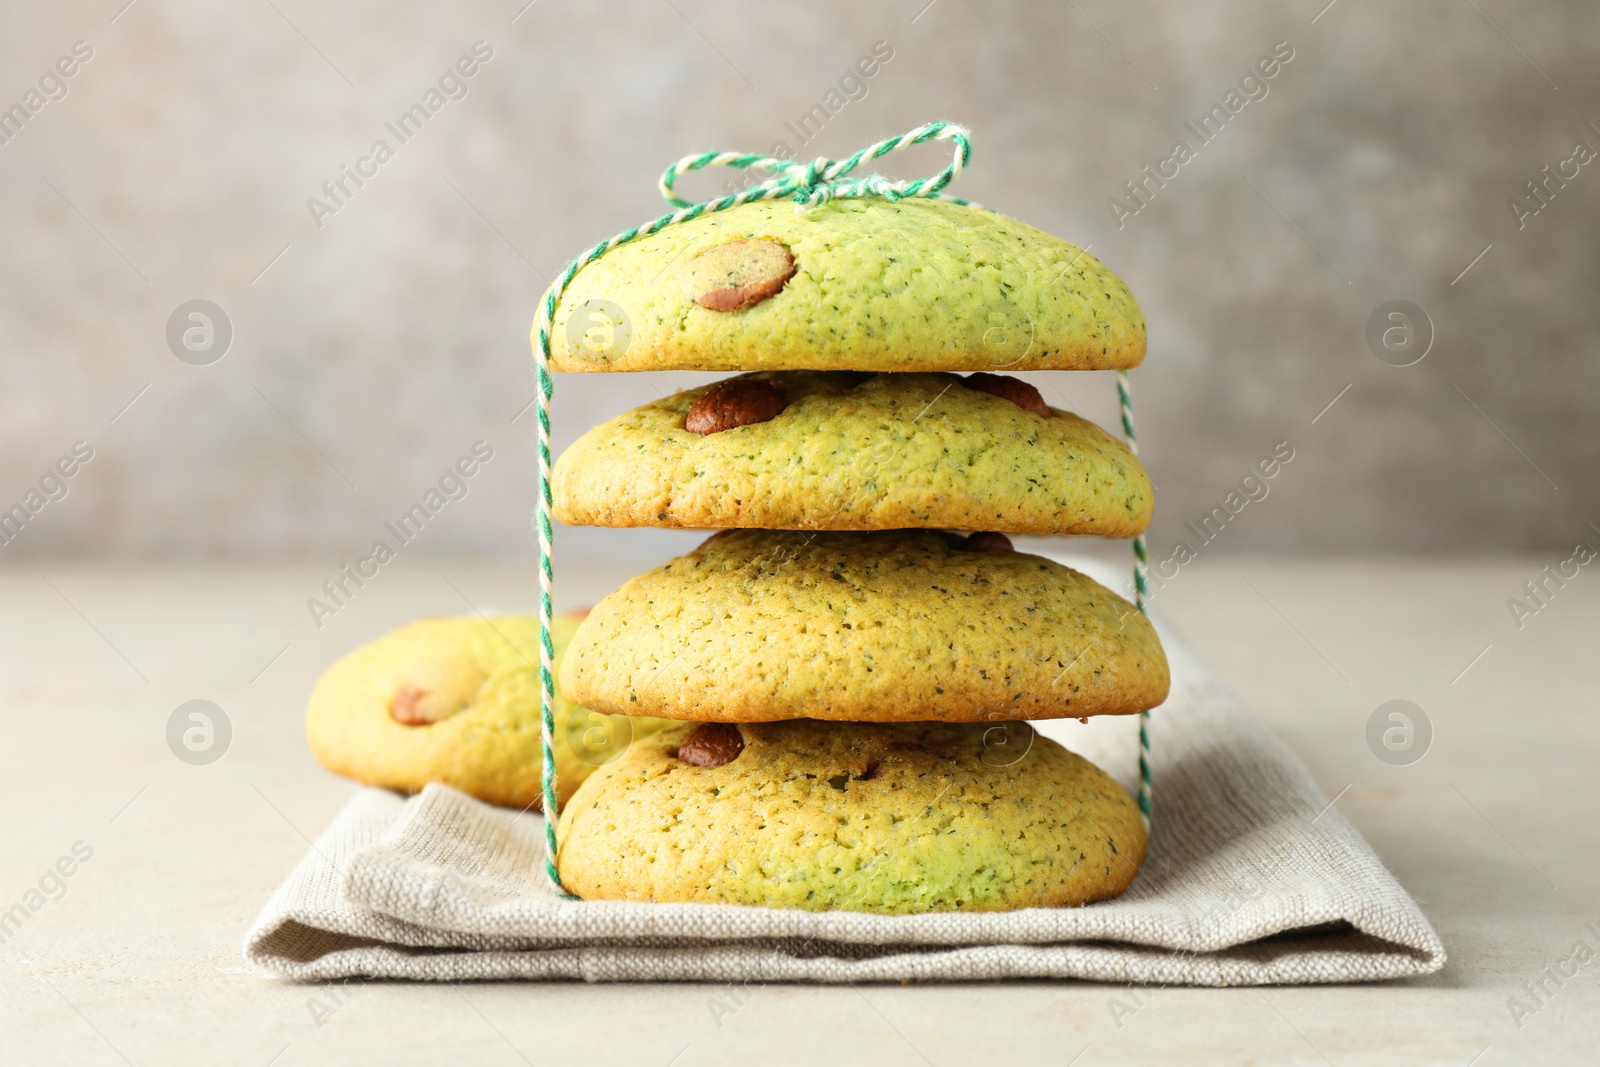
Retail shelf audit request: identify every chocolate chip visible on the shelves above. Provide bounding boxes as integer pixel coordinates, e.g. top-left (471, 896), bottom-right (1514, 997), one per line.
top-left (681, 237), bottom-right (797, 312)
top-left (960, 531), bottom-right (1014, 553)
top-left (676, 723), bottom-right (744, 767)
top-left (685, 378), bottom-right (788, 435)
top-left (962, 373), bottom-right (1051, 417)
top-left (389, 685), bottom-right (433, 726)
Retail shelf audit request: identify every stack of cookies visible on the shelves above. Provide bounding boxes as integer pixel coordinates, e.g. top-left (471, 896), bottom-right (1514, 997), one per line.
top-left (543, 194), bottom-right (1169, 914)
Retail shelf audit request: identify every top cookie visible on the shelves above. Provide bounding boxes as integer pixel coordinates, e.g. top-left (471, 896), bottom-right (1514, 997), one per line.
top-left (543, 198), bottom-right (1145, 373)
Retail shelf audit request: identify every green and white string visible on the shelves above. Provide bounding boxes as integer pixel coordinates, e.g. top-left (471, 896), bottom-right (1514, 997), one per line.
top-left (533, 121), bottom-right (1152, 892)
top-left (1118, 369), bottom-right (1154, 832)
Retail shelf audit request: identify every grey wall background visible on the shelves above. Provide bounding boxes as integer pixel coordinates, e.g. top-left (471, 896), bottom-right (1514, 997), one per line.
top-left (1, 0), bottom-right (1596, 566)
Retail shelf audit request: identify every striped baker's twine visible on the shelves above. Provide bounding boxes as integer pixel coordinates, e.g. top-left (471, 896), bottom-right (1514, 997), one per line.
top-left (658, 124), bottom-right (977, 210)
top-left (532, 122), bottom-right (976, 894)
top-left (1116, 369), bottom-right (1154, 831)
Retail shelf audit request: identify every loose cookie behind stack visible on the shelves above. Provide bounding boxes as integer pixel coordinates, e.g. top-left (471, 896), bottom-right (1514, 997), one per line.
top-left (305, 612), bottom-right (674, 809)
top-left (542, 181), bottom-right (1167, 913)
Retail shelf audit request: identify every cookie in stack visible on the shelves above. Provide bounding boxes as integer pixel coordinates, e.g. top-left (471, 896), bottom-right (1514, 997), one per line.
top-left (542, 193), bottom-right (1166, 913)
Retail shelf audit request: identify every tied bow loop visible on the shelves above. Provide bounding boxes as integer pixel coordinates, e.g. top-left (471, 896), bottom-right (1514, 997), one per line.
top-left (657, 121), bottom-right (973, 212)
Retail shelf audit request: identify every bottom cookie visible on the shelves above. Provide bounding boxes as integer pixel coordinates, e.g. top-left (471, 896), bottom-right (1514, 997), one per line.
top-left (557, 719), bottom-right (1146, 913)
top-left (306, 612), bottom-right (671, 809)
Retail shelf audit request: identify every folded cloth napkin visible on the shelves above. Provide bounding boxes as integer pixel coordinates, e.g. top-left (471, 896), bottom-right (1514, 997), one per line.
top-left (244, 628), bottom-right (1445, 985)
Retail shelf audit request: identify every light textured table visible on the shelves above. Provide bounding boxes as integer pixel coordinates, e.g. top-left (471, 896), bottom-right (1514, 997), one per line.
top-left (0, 555), bottom-right (1595, 1065)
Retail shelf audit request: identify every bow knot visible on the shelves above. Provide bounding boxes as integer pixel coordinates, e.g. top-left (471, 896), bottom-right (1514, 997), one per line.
top-left (658, 121), bottom-right (973, 212)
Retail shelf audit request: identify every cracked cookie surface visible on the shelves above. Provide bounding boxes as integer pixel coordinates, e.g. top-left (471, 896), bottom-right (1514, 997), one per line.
top-left (557, 718), bottom-right (1148, 913)
top-left (560, 529), bottom-right (1169, 723)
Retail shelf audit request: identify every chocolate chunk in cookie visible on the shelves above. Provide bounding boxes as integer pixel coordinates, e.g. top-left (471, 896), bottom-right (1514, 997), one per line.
top-left (963, 373), bottom-right (1050, 417)
top-left (676, 723), bottom-right (745, 767)
top-left (681, 237), bottom-right (797, 312)
top-left (685, 379), bottom-right (787, 435)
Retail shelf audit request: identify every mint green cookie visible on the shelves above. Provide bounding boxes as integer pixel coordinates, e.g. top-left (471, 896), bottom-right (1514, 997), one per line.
top-left (552, 371), bottom-right (1152, 536)
top-left (557, 719), bottom-right (1147, 913)
top-left (544, 198), bottom-right (1144, 372)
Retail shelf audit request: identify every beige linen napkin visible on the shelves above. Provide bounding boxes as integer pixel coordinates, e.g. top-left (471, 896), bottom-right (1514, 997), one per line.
top-left (244, 630), bottom-right (1445, 985)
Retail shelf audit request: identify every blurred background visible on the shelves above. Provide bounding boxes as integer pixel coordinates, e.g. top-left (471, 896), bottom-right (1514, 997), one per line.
top-left (1, 0), bottom-right (1596, 569)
